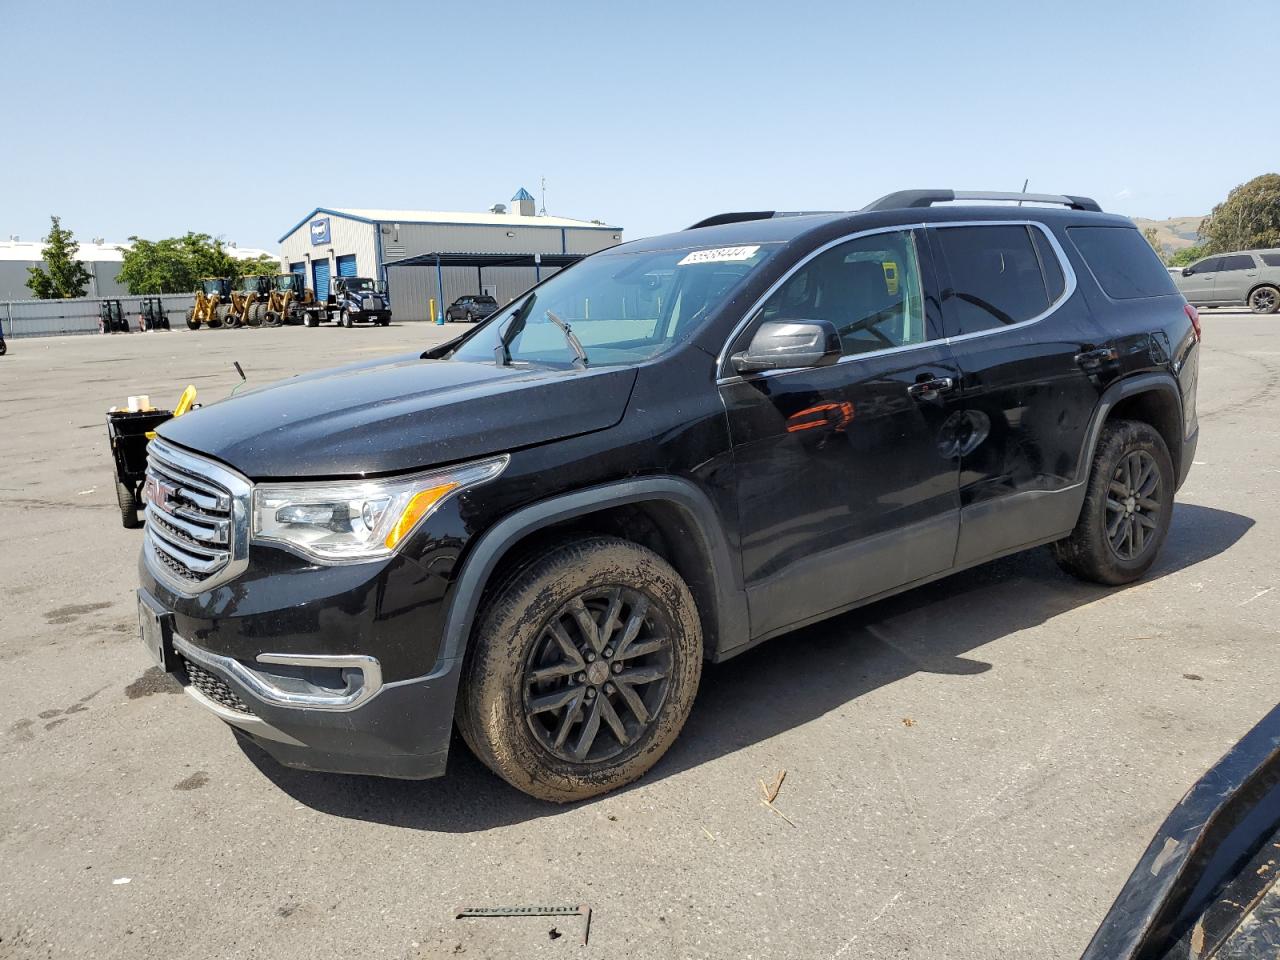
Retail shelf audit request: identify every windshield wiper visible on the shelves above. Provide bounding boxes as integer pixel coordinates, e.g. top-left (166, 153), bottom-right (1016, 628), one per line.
top-left (544, 310), bottom-right (589, 368)
top-left (494, 295), bottom-right (534, 366)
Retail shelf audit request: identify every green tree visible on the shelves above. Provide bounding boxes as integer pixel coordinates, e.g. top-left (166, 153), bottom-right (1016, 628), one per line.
top-left (26, 216), bottom-right (93, 299)
top-left (1142, 226), bottom-right (1166, 263)
top-left (116, 233), bottom-right (274, 293)
top-left (115, 236), bottom-right (195, 293)
top-left (1168, 244), bottom-right (1208, 268)
top-left (236, 254), bottom-right (278, 277)
top-left (1199, 173), bottom-right (1280, 253)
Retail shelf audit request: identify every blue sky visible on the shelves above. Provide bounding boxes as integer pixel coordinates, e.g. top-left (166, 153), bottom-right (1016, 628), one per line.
top-left (4, 0), bottom-right (1276, 249)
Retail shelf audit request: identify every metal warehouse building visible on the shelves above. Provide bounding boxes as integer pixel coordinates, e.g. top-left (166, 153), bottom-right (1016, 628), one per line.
top-left (277, 189), bottom-right (622, 322)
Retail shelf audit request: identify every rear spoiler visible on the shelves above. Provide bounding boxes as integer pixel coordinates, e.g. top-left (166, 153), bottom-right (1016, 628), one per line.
top-left (862, 189), bottom-right (1102, 213)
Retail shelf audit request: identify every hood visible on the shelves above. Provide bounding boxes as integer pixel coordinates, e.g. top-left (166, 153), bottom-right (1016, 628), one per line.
top-left (158, 353), bottom-right (638, 479)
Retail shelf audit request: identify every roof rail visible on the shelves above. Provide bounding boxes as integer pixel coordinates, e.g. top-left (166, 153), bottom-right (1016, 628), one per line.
top-left (685, 210), bottom-right (838, 230)
top-left (861, 189), bottom-right (1102, 213)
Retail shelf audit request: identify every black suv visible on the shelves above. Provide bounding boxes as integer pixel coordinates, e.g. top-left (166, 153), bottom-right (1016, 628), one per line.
top-left (445, 294), bottom-right (499, 322)
top-left (136, 189), bottom-right (1200, 802)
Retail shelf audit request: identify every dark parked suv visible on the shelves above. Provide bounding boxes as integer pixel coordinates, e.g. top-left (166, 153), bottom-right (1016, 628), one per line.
top-left (136, 189), bottom-right (1200, 801)
top-left (445, 294), bottom-right (499, 322)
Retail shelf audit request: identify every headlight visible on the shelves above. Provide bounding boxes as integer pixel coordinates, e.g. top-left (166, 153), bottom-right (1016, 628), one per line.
top-left (252, 455), bottom-right (507, 563)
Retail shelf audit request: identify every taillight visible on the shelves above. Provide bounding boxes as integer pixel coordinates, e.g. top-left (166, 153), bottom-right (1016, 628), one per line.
top-left (1184, 302), bottom-right (1201, 342)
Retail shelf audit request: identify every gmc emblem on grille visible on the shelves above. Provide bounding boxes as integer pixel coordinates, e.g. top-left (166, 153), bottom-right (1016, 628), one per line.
top-left (145, 477), bottom-right (180, 515)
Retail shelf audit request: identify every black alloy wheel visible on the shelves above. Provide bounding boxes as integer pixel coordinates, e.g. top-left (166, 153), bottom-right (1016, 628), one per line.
top-left (1105, 450), bottom-right (1162, 561)
top-left (522, 586), bottom-right (673, 764)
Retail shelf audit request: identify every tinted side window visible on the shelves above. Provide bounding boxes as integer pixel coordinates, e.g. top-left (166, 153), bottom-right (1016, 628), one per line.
top-left (934, 224), bottom-right (1051, 334)
top-left (1220, 254), bottom-right (1256, 271)
top-left (1068, 226), bottom-right (1179, 299)
top-left (759, 229), bottom-right (930, 357)
top-left (1190, 257), bottom-right (1222, 274)
top-left (1261, 253), bottom-right (1280, 268)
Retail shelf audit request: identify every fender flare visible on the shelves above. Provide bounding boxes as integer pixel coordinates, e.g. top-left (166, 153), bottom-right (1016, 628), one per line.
top-left (1075, 372), bottom-right (1185, 485)
top-left (438, 477), bottom-right (750, 663)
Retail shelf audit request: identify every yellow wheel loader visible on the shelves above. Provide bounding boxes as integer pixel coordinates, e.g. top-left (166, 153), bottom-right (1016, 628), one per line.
top-left (262, 273), bottom-right (315, 326)
top-left (185, 278), bottom-right (233, 330)
top-left (225, 275), bottom-right (272, 328)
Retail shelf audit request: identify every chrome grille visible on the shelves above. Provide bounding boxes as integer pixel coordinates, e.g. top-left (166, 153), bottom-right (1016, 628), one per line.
top-left (361, 296), bottom-right (378, 311)
top-left (143, 440), bottom-right (250, 594)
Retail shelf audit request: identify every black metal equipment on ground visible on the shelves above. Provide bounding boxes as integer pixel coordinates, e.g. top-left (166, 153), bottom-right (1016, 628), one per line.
top-left (139, 298), bottom-right (170, 332)
top-left (107, 408), bottom-right (173, 527)
top-left (98, 300), bottom-right (130, 334)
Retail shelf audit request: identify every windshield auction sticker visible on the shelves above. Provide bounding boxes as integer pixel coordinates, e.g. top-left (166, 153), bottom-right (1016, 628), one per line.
top-left (678, 245), bottom-right (761, 266)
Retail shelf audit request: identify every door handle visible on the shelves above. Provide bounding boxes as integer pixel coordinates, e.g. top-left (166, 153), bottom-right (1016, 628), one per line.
top-left (1075, 347), bottom-right (1118, 370)
top-left (906, 377), bottom-right (954, 400)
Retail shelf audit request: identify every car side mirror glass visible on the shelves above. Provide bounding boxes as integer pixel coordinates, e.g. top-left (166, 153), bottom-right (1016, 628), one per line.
top-left (1182, 267), bottom-right (1193, 276)
top-left (731, 319), bottom-right (842, 374)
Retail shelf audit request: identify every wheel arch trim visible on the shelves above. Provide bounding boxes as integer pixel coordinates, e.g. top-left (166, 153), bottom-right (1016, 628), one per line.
top-left (1077, 372), bottom-right (1185, 486)
top-left (438, 477), bottom-right (749, 664)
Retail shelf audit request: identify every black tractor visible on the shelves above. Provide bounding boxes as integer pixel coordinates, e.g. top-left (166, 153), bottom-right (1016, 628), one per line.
top-left (98, 300), bottom-right (130, 334)
top-left (139, 297), bottom-right (170, 332)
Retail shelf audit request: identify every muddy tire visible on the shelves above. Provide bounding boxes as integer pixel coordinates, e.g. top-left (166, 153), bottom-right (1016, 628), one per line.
top-left (457, 536), bottom-right (702, 803)
top-left (1051, 419), bottom-right (1175, 585)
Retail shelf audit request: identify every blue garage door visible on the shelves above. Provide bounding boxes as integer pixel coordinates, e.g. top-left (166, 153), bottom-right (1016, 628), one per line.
top-left (289, 261), bottom-right (306, 283)
top-left (312, 259), bottom-right (331, 301)
top-left (336, 254), bottom-right (358, 278)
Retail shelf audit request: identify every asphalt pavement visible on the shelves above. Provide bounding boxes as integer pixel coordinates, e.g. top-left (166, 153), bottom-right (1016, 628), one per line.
top-left (1, 313), bottom-right (1276, 959)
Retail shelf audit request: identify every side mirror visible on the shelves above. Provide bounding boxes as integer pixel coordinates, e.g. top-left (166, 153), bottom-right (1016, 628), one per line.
top-left (1182, 267), bottom-right (1193, 276)
top-left (731, 319), bottom-right (842, 374)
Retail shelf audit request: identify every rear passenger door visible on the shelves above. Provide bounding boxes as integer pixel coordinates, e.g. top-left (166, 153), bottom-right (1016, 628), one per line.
top-left (928, 221), bottom-right (1105, 567)
top-left (721, 227), bottom-right (964, 638)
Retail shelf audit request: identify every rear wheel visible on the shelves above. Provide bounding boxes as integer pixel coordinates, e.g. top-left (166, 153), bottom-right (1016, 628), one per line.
top-left (116, 480), bottom-right (141, 529)
top-left (303, 312), bottom-right (317, 328)
top-left (0, 338), bottom-right (7, 356)
top-left (1249, 285), bottom-right (1279, 315)
top-left (458, 536), bottom-right (702, 803)
top-left (1051, 419), bottom-right (1174, 585)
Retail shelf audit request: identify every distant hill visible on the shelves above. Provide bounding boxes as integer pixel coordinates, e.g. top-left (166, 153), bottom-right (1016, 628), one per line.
top-left (1131, 215), bottom-right (1205, 256)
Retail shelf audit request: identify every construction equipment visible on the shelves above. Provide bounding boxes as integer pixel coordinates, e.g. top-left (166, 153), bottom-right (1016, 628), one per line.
top-left (226, 275), bottom-right (272, 328)
top-left (262, 273), bottom-right (314, 326)
top-left (185, 278), bottom-right (232, 330)
top-left (98, 299), bottom-right (130, 333)
top-left (138, 297), bottom-right (170, 332)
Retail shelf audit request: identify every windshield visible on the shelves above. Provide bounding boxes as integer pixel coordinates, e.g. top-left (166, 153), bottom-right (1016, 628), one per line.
top-left (345, 278), bottom-right (375, 292)
top-left (448, 243), bottom-right (777, 368)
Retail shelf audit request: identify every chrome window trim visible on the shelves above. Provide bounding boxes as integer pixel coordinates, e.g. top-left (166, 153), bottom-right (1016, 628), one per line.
top-left (175, 635), bottom-right (384, 712)
top-left (144, 440), bottom-right (252, 598)
top-left (715, 219), bottom-right (1078, 384)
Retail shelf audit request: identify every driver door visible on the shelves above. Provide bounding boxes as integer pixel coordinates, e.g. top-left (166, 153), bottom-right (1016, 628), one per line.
top-left (1180, 257), bottom-right (1221, 304)
top-left (720, 228), bottom-right (963, 639)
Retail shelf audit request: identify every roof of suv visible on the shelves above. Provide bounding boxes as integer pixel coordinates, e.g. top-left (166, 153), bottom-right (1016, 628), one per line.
top-left (623, 194), bottom-right (1133, 254)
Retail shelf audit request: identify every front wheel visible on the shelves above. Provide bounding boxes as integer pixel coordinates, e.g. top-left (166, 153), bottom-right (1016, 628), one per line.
top-left (341, 310), bottom-right (353, 328)
top-left (1249, 285), bottom-right (1279, 315)
top-left (1051, 419), bottom-right (1175, 585)
top-left (457, 537), bottom-right (703, 803)
top-left (185, 308), bottom-right (198, 330)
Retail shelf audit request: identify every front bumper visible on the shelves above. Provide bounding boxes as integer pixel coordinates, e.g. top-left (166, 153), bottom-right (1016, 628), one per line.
top-left (145, 592), bottom-right (463, 779)
top-left (137, 518), bottom-right (463, 779)
top-left (175, 627), bottom-right (462, 779)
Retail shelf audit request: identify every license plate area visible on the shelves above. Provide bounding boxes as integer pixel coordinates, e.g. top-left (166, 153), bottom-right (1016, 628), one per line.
top-left (137, 591), bottom-right (175, 672)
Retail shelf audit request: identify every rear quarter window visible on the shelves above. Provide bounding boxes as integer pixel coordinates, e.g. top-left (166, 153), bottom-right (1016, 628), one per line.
top-left (1262, 253), bottom-right (1280, 268)
top-left (1068, 226), bottom-right (1179, 299)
